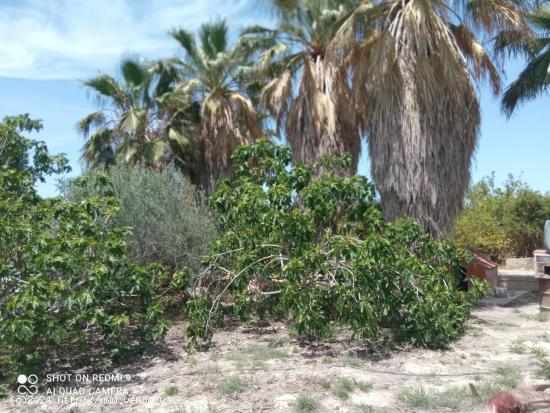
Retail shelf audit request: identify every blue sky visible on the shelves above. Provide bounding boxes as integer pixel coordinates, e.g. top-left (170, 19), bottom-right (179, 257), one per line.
top-left (0, 0), bottom-right (547, 196)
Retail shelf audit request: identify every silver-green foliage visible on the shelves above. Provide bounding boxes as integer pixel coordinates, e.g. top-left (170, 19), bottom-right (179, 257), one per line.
top-left (60, 164), bottom-right (215, 272)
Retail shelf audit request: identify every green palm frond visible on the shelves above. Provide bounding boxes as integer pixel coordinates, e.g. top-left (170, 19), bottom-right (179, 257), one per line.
top-left (81, 128), bottom-right (116, 167)
top-left (118, 109), bottom-right (147, 134)
top-left (76, 111), bottom-right (107, 137)
top-left (83, 75), bottom-right (128, 106)
top-left (499, 6), bottom-right (550, 115)
top-left (199, 20), bottom-right (229, 59)
top-left (171, 28), bottom-right (204, 68)
top-left (120, 59), bottom-right (147, 88)
top-left (501, 48), bottom-right (550, 116)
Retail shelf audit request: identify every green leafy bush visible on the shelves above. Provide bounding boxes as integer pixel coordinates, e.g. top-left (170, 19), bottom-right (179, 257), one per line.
top-left (455, 174), bottom-right (550, 261)
top-left (185, 140), bottom-right (484, 350)
top-left (59, 164), bottom-right (215, 273)
top-left (0, 115), bottom-right (179, 379)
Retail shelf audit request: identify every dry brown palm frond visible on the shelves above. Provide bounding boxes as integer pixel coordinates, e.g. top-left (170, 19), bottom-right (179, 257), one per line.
top-left (198, 90), bottom-right (261, 186)
top-left (284, 57), bottom-right (359, 173)
top-left (462, 0), bottom-right (530, 36)
top-left (260, 69), bottom-right (293, 134)
top-left (451, 23), bottom-right (502, 94)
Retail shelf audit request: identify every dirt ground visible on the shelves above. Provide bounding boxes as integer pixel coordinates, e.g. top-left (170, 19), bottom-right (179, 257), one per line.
top-left (2, 293), bottom-right (550, 413)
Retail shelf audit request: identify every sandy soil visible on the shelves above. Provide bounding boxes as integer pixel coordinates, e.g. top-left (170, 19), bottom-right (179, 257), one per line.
top-left (2, 293), bottom-right (550, 413)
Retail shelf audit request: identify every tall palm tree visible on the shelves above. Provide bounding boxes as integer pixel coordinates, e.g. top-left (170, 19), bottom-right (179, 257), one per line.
top-left (499, 6), bottom-right (550, 116)
top-left (329, 0), bottom-right (529, 236)
top-left (171, 20), bottom-right (262, 188)
top-left (78, 58), bottom-right (194, 171)
top-left (248, 0), bottom-right (362, 175)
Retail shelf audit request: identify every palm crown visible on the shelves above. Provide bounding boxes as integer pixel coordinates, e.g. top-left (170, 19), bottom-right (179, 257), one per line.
top-left (171, 20), bottom-right (262, 188)
top-left (77, 58), bottom-right (193, 170)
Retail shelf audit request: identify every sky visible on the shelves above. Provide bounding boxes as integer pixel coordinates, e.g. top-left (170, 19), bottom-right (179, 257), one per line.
top-left (0, 0), bottom-right (547, 197)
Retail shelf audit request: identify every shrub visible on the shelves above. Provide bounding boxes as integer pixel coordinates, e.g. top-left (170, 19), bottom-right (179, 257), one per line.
top-left (218, 376), bottom-right (248, 396)
top-left (184, 140), bottom-right (485, 350)
top-left (59, 164), bottom-right (215, 273)
top-left (0, 115), bottom-right (179, 379)
top-left (455, 174), bottom-right (550, 261)
top-left (293, 393), bottom-right (319, 413)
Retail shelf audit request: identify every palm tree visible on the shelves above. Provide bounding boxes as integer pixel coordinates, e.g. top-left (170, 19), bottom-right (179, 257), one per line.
top-left (171, 20), bottom-right (262, 188)
top-left (248, 0), bottom-right (362, 175)
top-left (78, 58), bottom-right (194, 171)
top-left (329, 0), bottom-right (529, 236)
top-left (499, 6), bottom-right (550, 116)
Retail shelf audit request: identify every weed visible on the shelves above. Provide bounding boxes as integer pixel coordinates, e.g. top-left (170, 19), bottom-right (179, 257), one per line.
top-left (266, 337), bottom-right (287, 348)
top-left (356, 380), bottom-right (373, 391)
top-left (530, 346), bottom-right (548, 359)
top-left (497, 321), bottom-right (518, 328)
top-left (398, 385), bottom-right (431, 408)
top-left (228, 344), bottom-right (287, 368)
top-left (508, 339), bottom-right (528, 354)
top-left (333, 378), bottom-right (356, 400)
top-left (0, 385), bottom-right (6, 398)
top-left (332, 377), bottom-right (372, 400)
top-left (322, 356), bottom-right (334, 364)
top-left (342, 354), bottom-right (361, 367)
top-left (534, 313), bottom-right (548, 322)
top-left (357, 406), bottom-right (389, 413)
top-left (218, 376), bottom-right (248, 396)
top-left (293, 393), bottom-right (319, 413)
top-left (398, 365), bottom-right (521, 410)
top-left (164, 386), bottom-right (179, 396)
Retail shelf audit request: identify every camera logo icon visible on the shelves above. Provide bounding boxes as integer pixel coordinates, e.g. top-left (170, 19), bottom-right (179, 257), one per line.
top-left (17, 374), bottom-right (38, 395)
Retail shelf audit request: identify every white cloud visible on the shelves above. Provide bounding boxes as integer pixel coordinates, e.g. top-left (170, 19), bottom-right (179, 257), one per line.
top-left (0, 0), bottom-right (271, 79)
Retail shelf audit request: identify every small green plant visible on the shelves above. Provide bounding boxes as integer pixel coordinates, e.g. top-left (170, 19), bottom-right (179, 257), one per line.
top-left (266, 337), bottom-right (287, 348)
top-left (531, 347), bottom-right (550, 379)
top-left (342, 355), bottom-right (362, 367)
top-left (0, 384), bottom-right (7, 398)
top-left (322, 356), bottom-right (334, 364)
top-left (530, 346), bottom-right (548, 359)
top-left (218, 377), bottom-right (248, 396)
top-left (398, 385), bottom-right (432, 409)
top-left (357, 406), bottom-right (389, 413)
top-left (293, 393), bottom-right (319, 413)
top-left (534, 313), bottom-right (548, 322)
top-left (165, 386), bottom-right (179, 396)
top-left (535, 359), bottom-right (550, 379)
top-left (508, 339), bottom-right (528, 354)
top-left (227, 344), bottom-right (288, 368)
top-left (398, 366), bottom-right (521, 410)
top-left (497, 321), bottom-right (518, 328)
top-left (332, 377), bottom-right (372, 400)
top-left (333, 378), bottom-right (356, 400)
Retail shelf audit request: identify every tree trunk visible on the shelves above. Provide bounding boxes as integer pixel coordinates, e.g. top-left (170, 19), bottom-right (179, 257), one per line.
top-left (367, 48), bottom-right (480, 237)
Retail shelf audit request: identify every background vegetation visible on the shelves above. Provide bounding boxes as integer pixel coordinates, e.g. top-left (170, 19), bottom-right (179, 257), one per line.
top-left (455, 174), bottom-right (550, 261)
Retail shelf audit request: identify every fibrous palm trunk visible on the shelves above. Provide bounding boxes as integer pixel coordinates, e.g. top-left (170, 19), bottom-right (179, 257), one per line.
top-left (366, 45), bottom-right (480, 237)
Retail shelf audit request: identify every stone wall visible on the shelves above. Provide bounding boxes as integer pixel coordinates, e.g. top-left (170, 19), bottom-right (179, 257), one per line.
top-left (504, 257), bottom-right (534, 270)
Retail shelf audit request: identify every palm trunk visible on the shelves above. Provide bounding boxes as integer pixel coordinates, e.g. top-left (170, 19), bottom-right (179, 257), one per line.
top-left (367, 48), bottom-right (479, 237)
